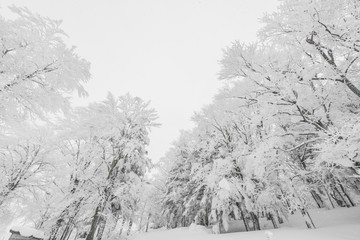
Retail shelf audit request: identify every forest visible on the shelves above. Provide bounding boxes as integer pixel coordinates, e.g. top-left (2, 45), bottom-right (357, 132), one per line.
top-left (1, 0), bottom-right (360, 240)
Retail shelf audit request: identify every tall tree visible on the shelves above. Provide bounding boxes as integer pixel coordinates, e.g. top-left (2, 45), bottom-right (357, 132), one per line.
top-left (69, 93), bottom-right (158, 240)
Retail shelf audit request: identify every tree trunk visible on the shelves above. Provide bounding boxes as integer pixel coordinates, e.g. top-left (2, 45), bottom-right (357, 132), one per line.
top-left (333, 186), bottom-right (350, 207)
top-left (236, 202), bottom-right (249, 232)
top-left (250, 212), bottom-right (260, 231)
top-left (145, 213), bottom-right (151, 232)
top-left (59, 221), bottom-right (73, 240)
top-left (119, 218), bottom-right (126, 236)
top-left (48, 198), bottom-right (83, 240)
top-left (64, 227), bottom-right (74, 240)
top-left (299, 208), bottom-right (316, 229)
top-left (276, 211), bottom-right (284, 224)
top-left (310, 190), bottom-right (325, 208)
top-left (241, 209), bottom-right (250, 231)
top-left (86, 206), bottom-right (101, 240)
top-left (48, 220), bottom-right (62, 240)
top-left (268, 213), bottom-right (278, 229)
top-left (218, 221), bottom-right (222, 234)
top-left (96, 217), bottom-right (106, 240)
top-left (338, 183), bottom-right (355, 207)
top-left (219, 211), bottom-right (224, 234)
top-left (343, 77), bottom-right (360, 99)
top-left (323, 186), bottom-right (335, 208)
top-left (127, 220), bottom-right (133, 236)
top-left (60, 201), bottom-right (83, 240)
top-left (138, 201), bottom-right (148, 231)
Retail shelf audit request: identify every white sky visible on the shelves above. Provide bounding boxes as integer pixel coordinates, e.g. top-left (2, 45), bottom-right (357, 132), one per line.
top-left (1, 0), bottom-right (279, 163)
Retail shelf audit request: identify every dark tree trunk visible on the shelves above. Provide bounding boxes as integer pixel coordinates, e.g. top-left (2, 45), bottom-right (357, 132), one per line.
top-left (220, 210), bottom-right (224, 233)
top-left (59, 221), bottom-right (72, 240)
top-left (338, 183), bottom-right (355, 207)
top-left (241, 209), bottom-right (250, 231)
top-left (299, 208), bottom-right (316, 229)
top-left (343, 77), bottom-right (360, 99)
top-left (96, 217), bottom-right (106, 240)
top-left (87, 154), bottom-right (123, 240)
top-left (60, 200), bottom-right (83, 240)
top-left (333, 187), bottom-right (350, 207)
top-left (86, 206), bottom-right (101, 240)
top-left (64, 226), bottom-right (74, 240)
top-left (236, 202), bottom-right (249, 232)
top-left (250, 212), bottom-right (260, 231)
top-left (217, 211), bottom-right (223, 234)
top-left (268, 213), bottom-right (278, 229)
top-left (202, 212), bottom-right (208, 226)
top-left (310, 190), bottom-right (325, 208)
top-left (323, 186), bottom-right (335, 208)
top-left (276, 210), bottom-right (284, 224)
top-left (206, 207), bottom-right (211, 226)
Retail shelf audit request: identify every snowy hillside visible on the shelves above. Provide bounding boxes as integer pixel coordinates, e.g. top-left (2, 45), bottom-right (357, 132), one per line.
top-left (131, 206), bottom-right (360, 240)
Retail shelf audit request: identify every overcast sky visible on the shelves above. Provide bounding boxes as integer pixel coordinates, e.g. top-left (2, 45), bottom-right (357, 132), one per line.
top-left (1, 0), bottom-right (279, 163)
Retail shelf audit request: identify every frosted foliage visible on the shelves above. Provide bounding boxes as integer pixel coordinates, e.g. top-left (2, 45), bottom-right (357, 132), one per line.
top-left (0, 7), bottom-right (90, 126)
top-left (315, 118), bottom-right (360, 167)
top-left (0, 6), bottom-right (164, 240)
top-left (160, 0), bottom-right (360, 234)
top-left (0, 8), bottom-right (93, 236)
top-left (0, 128), bottom-right (59, 208)
top-left (42, 93), bottom-right (159, 240)
top-left (2, 0), bottom-right (360, 238)
top-left (0, 93), bottom-right (158, 239)
top-left (207, 159), bottom-right (232, 188)
top-left (218, 178), bottom-right (231, 192)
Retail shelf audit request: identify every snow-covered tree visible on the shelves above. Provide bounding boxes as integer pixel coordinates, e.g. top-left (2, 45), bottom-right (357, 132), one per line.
top-left (0, 6), bottom-right (90, 130)
top-left (160, 1), bottom-right (360, 233)
top-left (0, 127), bottom-right (59, 207)
top-left (41, 93), bottom-right (158, 240)
top-left (0, 6), bottom-right (91, 233)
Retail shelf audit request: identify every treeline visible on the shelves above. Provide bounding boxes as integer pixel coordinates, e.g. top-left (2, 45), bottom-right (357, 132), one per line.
top-left (158, 0), bottom-right (360, 233)
top-left (2, 0), bottom-right (360, 238)
top-left (0, 7), bottom-right (157, 240)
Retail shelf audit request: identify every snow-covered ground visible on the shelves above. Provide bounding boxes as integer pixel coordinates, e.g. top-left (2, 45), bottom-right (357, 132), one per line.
top-left (131, 206), bottom-right (360, 240)
top-left (10, 226), bottom-right (45, 239)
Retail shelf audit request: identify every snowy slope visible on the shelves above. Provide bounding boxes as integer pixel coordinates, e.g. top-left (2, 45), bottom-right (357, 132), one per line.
top-left (131, 206), bottom-right (360, 240)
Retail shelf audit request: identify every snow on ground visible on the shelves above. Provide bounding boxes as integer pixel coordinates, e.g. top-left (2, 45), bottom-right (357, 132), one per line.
top-left (131, 206), bottom-right (360, 240)
top-left (11, 226), bottom-right (45, 239)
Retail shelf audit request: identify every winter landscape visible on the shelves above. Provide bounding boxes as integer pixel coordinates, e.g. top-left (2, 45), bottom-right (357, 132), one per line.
top-left (1, 0), bottom-right (360, 240)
